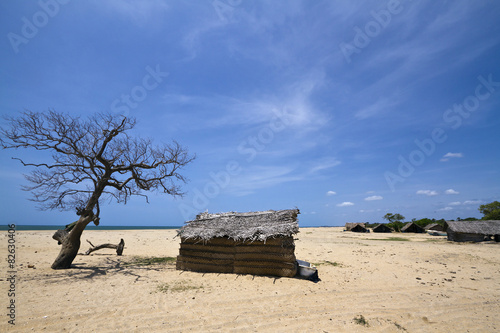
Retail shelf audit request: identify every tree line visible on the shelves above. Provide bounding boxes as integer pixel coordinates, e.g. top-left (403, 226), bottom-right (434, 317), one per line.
top-left (365, 201), bottom-right (500, 232)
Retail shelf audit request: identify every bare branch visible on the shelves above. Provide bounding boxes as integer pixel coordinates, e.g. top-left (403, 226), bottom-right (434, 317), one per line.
top-left (0, 110), bottom-right (194, 219)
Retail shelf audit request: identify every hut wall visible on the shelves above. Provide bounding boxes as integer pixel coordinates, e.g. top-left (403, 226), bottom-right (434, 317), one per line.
top-left (373, 225), bottom-right (392, 233)
top-left (402, 224), bottom-right (425, 233)
top-left (351, 225), bottom-right (368, 233)
top-left (176, 236), bottom-right (297, 277)
top-left (447, 232), bottom-right (485, 242)
top-left (427, 224), bottom-right (445, 231)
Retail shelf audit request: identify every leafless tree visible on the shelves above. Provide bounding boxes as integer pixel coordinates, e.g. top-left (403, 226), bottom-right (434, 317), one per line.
top-left (0, 110), bottom-right (195, 269)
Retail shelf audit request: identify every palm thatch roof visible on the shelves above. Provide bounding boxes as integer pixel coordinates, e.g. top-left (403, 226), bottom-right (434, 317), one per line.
top-left (425, 223), bottom-right (445, 231)
top-left (345, 223), bottom-right (366, 231)
top-left (373, 224), bottom-right (393, 233)
top-left (401, 222), bottom-right (425, 233)
top-left (444, 220), bottom-right (500, 234)
top-left (177, 209), bottom-right (300, 242)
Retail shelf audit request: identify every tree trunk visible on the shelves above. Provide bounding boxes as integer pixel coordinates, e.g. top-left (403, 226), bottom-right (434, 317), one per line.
top-left (51, 236), bottom-right (81, 269)
top-left (85, 239), bottom-right (125, 255)
top-left (51, 215), bottom-right (92, 269)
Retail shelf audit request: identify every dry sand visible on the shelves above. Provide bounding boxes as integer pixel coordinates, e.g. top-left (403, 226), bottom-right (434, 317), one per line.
top-left (1, 227), bottom-right (499, 332)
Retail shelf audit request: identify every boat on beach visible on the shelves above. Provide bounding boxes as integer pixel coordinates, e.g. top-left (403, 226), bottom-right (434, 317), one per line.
top-left (296, 259), bottom-right (320, 282)
top-left (427, 230), bottom-right (447, 236)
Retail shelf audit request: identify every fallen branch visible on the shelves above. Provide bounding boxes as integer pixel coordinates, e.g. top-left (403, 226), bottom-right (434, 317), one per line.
top-left (85, 238), bottom-right (125, 255)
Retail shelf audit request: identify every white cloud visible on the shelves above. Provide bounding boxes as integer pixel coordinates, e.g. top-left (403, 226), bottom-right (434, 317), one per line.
top-left (337, 202), bottom-right (354, 207)
top-left (439, 207), bottom-right (453, 211)
top-left (365, 195), bottom-right (383, 201)
top-left (463, 200), bottom-right (482, 205)
top-left (226, 165), bottom-right (300, 196)
top-left (440, 152), bottom-right (464, 162)
top-left (311, 158), bottom-right (341, 173)
top-left (326, 191), bottom-right (337, 196)
top-left (416, 190), bottom-right (438, 196)
top-left (445, 189), bottom-right (459, 195)
top-left (449, 201), bottom-right (462, 206)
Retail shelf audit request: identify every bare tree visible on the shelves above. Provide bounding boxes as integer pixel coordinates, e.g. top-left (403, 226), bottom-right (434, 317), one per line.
top-left (0, 110), bottom-right (194, 269)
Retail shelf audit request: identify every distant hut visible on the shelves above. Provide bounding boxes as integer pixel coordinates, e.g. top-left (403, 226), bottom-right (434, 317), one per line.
top-left (345, 223), bottom-right (368, 233)
top-left (425, 223), bottom-right (445, 232)
top-left (176, 209), bottom-right (299, 278)
top-left (444, 220), bottom-right (500, 242)
top-left (401, 222), bottom-right (425, 233)
top-left (373, 224), bottom-right (393, 233)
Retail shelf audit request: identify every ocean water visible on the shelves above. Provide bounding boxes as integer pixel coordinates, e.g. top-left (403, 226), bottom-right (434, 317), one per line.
top-left (0, 225), bottom-right (180, 231)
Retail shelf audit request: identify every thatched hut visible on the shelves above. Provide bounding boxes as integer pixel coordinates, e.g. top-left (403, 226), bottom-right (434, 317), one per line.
top-left (345, 223), bottom-right (368, 232)
top-left (401, 222), bottom-right (425, 233)
top-left (373, 224), bottom-right (393, 233)
top-left (444, 220), bottom-right (500, 242)
top-left (425, 223), bottom-right (445, 232)
top-left (176, 209), bottom-right (300, 278)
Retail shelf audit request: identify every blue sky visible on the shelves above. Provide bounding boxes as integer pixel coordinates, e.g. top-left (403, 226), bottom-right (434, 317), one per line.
top-left (1, 0), bottom-right (499, 227)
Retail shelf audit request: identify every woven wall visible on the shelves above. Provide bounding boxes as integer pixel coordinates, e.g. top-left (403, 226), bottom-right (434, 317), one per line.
top-left (176, 236), bottom-right (297, 278)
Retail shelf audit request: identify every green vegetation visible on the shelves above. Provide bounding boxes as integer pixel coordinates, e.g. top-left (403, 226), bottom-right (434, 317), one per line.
top-left (479, 201), bottom-right (500, 220)
top-left (368, 237), bottom-right (409, 242)
top-left (383, 213), bottom-right (405, 232)
top-left (312, 260), bottom-right (343, 267)
top-left (155, 280), bottom-right (203, 293)
top-left (411, 217), bottom-right (446, 228)
top-left (123, 256), bottom-right (176, 267)
top-left (458, 217), bottom-right (478, 221)
top-left (350, 202), bottom-right (496, 235)
top-left (353, 315), bottom-right (369, 327)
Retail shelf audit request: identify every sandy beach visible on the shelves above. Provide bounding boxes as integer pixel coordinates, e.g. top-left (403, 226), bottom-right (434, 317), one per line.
top-left (1, 227), bottom-right (499, 332)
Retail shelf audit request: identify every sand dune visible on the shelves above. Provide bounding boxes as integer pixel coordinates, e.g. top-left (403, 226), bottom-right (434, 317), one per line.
top-left (1, 228), bottom-right (499, 332)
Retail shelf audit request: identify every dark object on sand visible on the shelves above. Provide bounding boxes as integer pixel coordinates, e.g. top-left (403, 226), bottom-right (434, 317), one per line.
top-left (296, 260), bottom-right (320, 282)
top-left (85, 239), bottom-right (125, 255)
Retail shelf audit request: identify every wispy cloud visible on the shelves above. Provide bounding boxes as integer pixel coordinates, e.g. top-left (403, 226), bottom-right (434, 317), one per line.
top-left (365, 195), bottom-right (383, 201)
top-left (440, 152), bottom-right (464, 162)
top-left (95, 0), bottom-right (171, 25)
top-left (449, 200), bottom-right (483, 206)
top-left (337, 201), bottom-right (354, 207)
top-left (463, 200), bottom-right (482, 205)
top-left (326, 191), bottom-right (337, 196)
top-left (310, 158), bottom-right (341, 173)
top-left (445, 189), bottom-right (459, 195)
top-left (226, 165), bottom-right (300, 196)
top-left (416, 190), bottom-right (438, 196)
top-left (439, 207), bottom-right (453, 211)
top-left (354, 97), bottom-right (400, 120)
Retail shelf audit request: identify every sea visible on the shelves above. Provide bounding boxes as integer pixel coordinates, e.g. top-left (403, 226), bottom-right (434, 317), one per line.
top-left (0, 225), bottom-right (330, 231)
top-left (0, 225), bottom-right (180, 231)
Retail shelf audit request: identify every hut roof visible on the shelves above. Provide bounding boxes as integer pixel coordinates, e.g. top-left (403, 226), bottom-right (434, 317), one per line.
top-left (177, 209), bottom-right (300, 242)
top-left (373, 224), bottom-right (393, 232)
top-left (401, 222), bottom-right (425, 232)
top-left (445, 220), bottom-right (500, 235)
top-left (425, 223), bottom-right (444, 231)
top-left (345, 223), bottom-right (366, 231)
